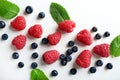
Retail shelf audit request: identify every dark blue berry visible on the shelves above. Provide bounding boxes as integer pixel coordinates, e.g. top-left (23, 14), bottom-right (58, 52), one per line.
top-left (31, 62), bottom-right (38, 69)
top-left (95, 33), bottom-right (102, 40)
top-left (31, 42), bottom-right (38, 49)
top-left (68, 41), bottom-right (75, 47)
top-left (71, 46), bottom-right (78, 52)
top-left (18, 62), bottom-right (24, 68)
top-left (25, 6), bottom-right (33, 14)
top-left (66, 49), bottom-right (73, 55)
top-left (106, 63), bottom-right (113, 69)
top-left (65, 55), bottom-right (72, 62)
top-left (104, 31), bottom-right (110, 37)
top-left (0, 21), bottom-right (6, 28)
top-left (41, 38), bottom-right (49, 44)
top-left (96, 60), bottom-right (103, 67)
top-left (61, 60), bottom-right (67, 66)
top-left (12, 52), bottom-right (19, 59)
top-left (70, 68), bottom-right (77, 75)
top-left (91, 26), bottom-right (97, 32)
top-left (51, 70), bottom-right (58, 76)
top-left (59, 54), bottom-right (66, 60)
top-left (1, 33), bottom-right (8, 40)
top-left (38, 12), bottom-right (45, 19)
top-left (32, 52), bottom-right (39, 59)
top-left (89, 67), bottom-right (97, 73)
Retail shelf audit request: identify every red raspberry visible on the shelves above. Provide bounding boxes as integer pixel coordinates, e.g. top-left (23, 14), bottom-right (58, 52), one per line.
top-left (93, 43), bottom-right (110, 57)
top-left (28, 24), bottom-right (43, 38)
top-left (11, 16), bottom-right (26, 31)
top-left (76, 50), bottom-right (91, 68)
top-left (12, 35), bottom-right (27, 50)
top-left (58, 20), bottom-right (76, 33)
top-left (47, 32), bottom-right (61, 45)
top-left (76, 29), bottom-right (92, 45)
top-left (42, 50), bottom-right (60, 64)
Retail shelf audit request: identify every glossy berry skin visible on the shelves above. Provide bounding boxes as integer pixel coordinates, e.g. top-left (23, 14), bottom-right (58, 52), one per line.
top-left (12, 52), bottom-right (19, 59)
top-left (32, 52), bottom-right (39, 59)
top-left (0, 21), bottom-right (6, 28)
top-left (1, 34), bottom-right (8, 40)
top-left (65, 55), bottom-right (72, 62)
top-left (38, 12), bottom-right (45, 18)
top-left (70, 68), bottom-right (77, 75)
top-left (91, 26), bottom-right (97, 32)
top-left (89, 67), bottom-right (97, 73)
top-left (61, 60), bottom-right (67, 66)
top-left (59, 54), bottom-right (66, 60)
top-left (31, 42), bottom-right (38, 49)
top-left (66, 49), bottom-right (73, 56)
top-left (18, 62), bottom-right (24, 68)
top-left (31, 62), bottom-right (38, 69)
top-left (51, 70), bottom-right (58, 76)
top-left (96, 60), bottom-right (103, 67)
top-left (104, 31), bottom-right (110, 37)
top-left (106, 63), bottom-right (113, 69)
top-left (68, 41), bottom-right (75, 47)
top-left (95, 33), bottom-right (102, 40)
top-left (72, 46), bottom-right (78, 52)
top-left (41, 38), bottom-right (49, 44)
top-left (25, 6), bottom-right (33, 14)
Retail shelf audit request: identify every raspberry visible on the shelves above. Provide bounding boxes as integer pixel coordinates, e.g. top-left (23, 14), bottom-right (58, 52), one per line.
top-left (58, 20), bottom-right (76, 33)
top-left (42, 50), bottom-right (60, 64)
top-left (11, 16), bottom-right (26, 31)
top-left (47, 32), bottom-right (61, 45)
top-left (12, 35), bottom-right (27, 50)
top-left (28, 24), bottom-right (43, 38)
top-left (76, 50), bottom-right (91, 68)
top-left (93, 43), bottom-right (110, 57)
top-left (76, 29), bottom-right (92, 45)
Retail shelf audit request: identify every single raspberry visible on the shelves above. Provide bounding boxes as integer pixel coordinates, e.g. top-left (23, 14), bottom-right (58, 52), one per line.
top-left (76, 29), bottom-right (92, 45)
top-left (12, 35), bottom-right (27, 50)
top-left (76, 50), bottom-right (91, 68)
top-left (58, 20), bottom-right (76, 33)
top-left (42, 50), bottom-right (60, 64)
top-left (93, 43), bottom-right (110, 57)
top-left (47, 32), bottom-right (61, 45)
top-left (28, 24), bottom-right (43, 38)
top-left (11, 16), bottom-right (26, 31)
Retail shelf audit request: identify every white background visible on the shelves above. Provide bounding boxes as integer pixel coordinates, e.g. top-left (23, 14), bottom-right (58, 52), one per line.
top-left (0, 0), bottom-right (120, 80)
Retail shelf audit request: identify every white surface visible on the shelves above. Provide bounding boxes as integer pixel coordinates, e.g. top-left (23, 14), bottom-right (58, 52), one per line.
top-left (0, 0), bottom-right (120, 80)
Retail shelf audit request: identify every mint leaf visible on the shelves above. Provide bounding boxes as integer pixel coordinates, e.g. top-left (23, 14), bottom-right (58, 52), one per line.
top-left (31, 68), bottom-right (49, 80)
top-left (110, 35), bottom-right (120, 57)
top-left (0, 0), bottom-right (20, 19)
top-left (50, 2), bottom-right (70, 23)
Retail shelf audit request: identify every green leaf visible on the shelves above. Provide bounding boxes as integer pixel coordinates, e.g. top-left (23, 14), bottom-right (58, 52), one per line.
top-left (0, 0), bottom-right (20, 19)
top-left (31, 68), bottom-right (49, 80)
top-left (50, 2), bottom-right (70, 23)
top-left (110, 35), bottom-right (120, 57)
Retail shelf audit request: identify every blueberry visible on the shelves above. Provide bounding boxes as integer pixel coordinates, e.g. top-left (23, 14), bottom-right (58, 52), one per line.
top-left (65, 55), bottom-right (72, 62)
top-left (95, 33), bottom-right (102, 40)
top-left (91, 26), bottom-right (97, 32)
top-left (59, 54), bottom-right (66, 60)
top-left (89, 67), bottom-right (97, 73)
top-left (51, 70), bottom-right (58, 76)
top-left (12, 52), bottom-right (19, 59)
top-left (61, 60), bottom-right (67, 66)
top-left (106, 63), bottom-right (113, 69)
top-left (38, 12), bottom-right (45, 19)
top-left (0, 21), bottom-right (6, 28)
top-left (1, 33), bottom-right (8, 40)
top-left (41, 38), bottom-right (49, 44)
top-left (18, 62), bottom-right (24, 68)
top-left (68, 41), bottom-right (75, 47)
top-left (104, 31), bottom-right (110, 37)
top-left (71, 46), bottom-right (78, 52)
top-left (96, 60), bottom-right (103, 67)
top-left (32, 52), bottom-right (39, 59)
top-left (31, 62), bottom-right (38, 69)
top-left (70, 68), bottom-right (77, 75)
top-left (25, 6), bottom-right (33, 14)
top-left (31, 42), bottom-right (38, 49)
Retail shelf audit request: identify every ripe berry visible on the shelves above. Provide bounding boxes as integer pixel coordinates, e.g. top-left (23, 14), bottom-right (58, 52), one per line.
top-left (68, 41), bottom-right (75, 47)
top-left (38, 12), bottom-right (45, 19)
top-left (31, 62), bottom-right (38, 69)
top-left (31, 42), bottom-right (38, 49)
top-left (95, 33), bottom-right (102, 40)
top-left (61, 60), bottom-right (67, 66)
top-left (66, 49), bottom-right (73, 56)
top-left (89, 67), bottom-right (97, 73)
top-left (12, 52), bottom-right (19, 59)
top-left (32, 52), bottom-right (39, 59)
top-left (18, 62), bottom-right (24, 68)
top-left (96, 60), bottom-right (103, 67)
top-left (41, 38), bottom-right (49, 44)
top-left (104, 31), bottom-right (110, 37)
top-left (1, 33), bottom-right (8, 40)
top-left (71, 46), bottom-right (78, 52)
top-left (59, 54), bottom-right (66, 60)
top-left (25, 6), bottom-right (33, 14)
top-left (65, 55), bottom-right (72, 62)
top-left (106, 63), bottom-right (113, 69)
top-left (70, 68), bottom-right (77, 75)
top-left (91, 26), bottom-right (97, 32)
top-left (51, 70), bottom-right (58, 76)
top-left (0, 21), bottom-right (6, 28)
